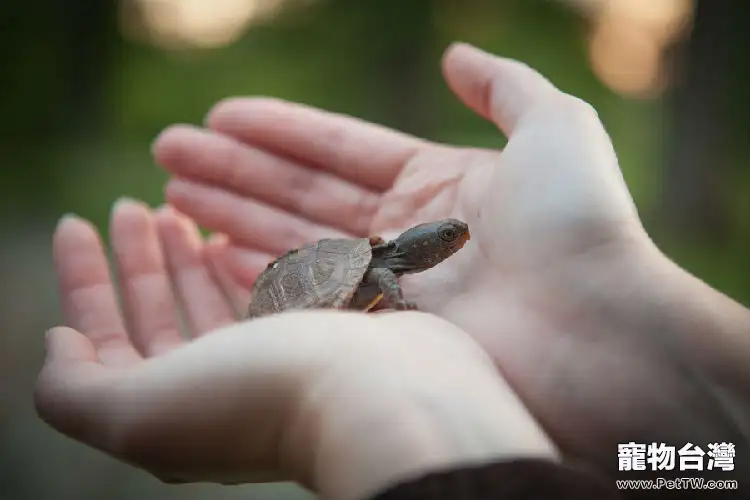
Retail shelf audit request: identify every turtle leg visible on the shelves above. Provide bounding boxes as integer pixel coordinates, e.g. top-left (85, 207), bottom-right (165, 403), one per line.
top-left (366, 267), bottom-right (417, 311)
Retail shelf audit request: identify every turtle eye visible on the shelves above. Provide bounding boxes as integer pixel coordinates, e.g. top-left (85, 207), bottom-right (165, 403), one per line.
top-left (439, 227), bottom-right (457, 241)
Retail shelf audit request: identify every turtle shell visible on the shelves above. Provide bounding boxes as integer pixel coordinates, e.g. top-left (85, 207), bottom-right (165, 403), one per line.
top-left (245, 237), bottom-right (373, 319)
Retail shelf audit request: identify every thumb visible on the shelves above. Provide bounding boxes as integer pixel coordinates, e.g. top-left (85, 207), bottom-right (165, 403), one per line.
top-left (441, 42), bottom-right (559, 137)
top-left (44, 326), bottom-right (99, 365)
top-left (35, 327), bottom-right (108, 441)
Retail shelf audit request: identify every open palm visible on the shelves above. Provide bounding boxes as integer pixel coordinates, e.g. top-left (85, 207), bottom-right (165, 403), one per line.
top-left (154, 43), bottom-right (735, 475)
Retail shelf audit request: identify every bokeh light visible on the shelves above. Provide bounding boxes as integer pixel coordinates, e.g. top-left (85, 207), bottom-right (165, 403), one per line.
top-left (562, 0), bottom-right (693, 98)
top-left (120, 0), bottom-right (291, 50)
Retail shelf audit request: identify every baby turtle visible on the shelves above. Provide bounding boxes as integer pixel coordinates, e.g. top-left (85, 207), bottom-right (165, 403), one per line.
top-left (245, 218), bottom-right (470, 319)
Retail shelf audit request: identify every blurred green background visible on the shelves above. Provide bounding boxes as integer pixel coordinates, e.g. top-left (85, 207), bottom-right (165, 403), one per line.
top-left (1, 0), bottom-right (748, 499)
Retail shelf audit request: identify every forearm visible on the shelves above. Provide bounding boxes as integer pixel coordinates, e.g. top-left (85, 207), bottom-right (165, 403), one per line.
top-left (652, 252), bottom-right (750, 392)
top-left (635, 245), bottom-right (750, 409)
top-left (567, 239), bottom-right (750, 481)
top-left (611, 242), bottom-right (750, 478)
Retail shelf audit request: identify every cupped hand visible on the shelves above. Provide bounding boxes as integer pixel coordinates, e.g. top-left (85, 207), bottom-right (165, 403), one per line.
top-left (152, 42), bottom-right (746, 472)
top-left (35, 201), bottom-right (556, 498)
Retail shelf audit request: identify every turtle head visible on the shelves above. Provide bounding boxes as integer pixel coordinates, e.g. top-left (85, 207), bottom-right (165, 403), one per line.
top-left (386, 218), bottom-right (470, 273)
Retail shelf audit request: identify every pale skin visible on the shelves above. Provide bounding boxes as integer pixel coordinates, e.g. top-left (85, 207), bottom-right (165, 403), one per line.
top-left (40, 209), bottom-right (557, 500)
top-left (35, 43), bottom-right (750, 499)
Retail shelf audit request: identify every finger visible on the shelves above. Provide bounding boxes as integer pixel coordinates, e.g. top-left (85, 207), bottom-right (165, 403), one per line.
top-left (53, 214), bottom-right (142, 366)
top-left (153, 126), bottom-right (381, 236)
top-left (441, 42), bottom-right (559, 137)
top-left (203, 234), bottom-right (255, 315)
top-left (204, 97), bottom-right (426, 191)
top-left (208, 238), bottom-right (273, 290)
top-left (165, 177), bottom-right (350, 255)
top-left (110, 199), bottom-right (185, 357)
top-left (155, 206), bottom-right (236, 336)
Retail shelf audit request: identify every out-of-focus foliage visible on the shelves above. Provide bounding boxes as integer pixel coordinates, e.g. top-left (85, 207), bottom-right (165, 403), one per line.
top-left (1, 1), bottom-right (747, 499)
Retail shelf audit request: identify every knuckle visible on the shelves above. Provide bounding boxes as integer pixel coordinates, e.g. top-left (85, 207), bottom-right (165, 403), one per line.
top-left (211, 138), bottom-right (246, 186)
top-left (352, 191), bottom-right (380, 235)
top-left (282, 165), bottom-right (318, 213)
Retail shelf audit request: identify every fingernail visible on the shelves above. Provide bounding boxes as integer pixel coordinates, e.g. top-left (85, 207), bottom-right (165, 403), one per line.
top-left (448, 41), bottom-right (475, 51)
top-left (457, 42), bottom-right (502, 64)
top-left (207, 233), bottom-right (229, 246)
top-left (115, 195), bottom-right (142, 207)
top-left (112, 197), bottom-right (152, 217)
top-left (112, 197), bottom-right (129, 213)
top-left (155, 203), bottom-right (171, 216)
top-left (57, 213), bottom-right (81, 228)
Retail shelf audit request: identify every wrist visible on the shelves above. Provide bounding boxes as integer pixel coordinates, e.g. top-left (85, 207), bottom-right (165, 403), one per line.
top-left (628, 241), bottom-right (750, 393)
top-left (289, 376), bottom-right (558, 500)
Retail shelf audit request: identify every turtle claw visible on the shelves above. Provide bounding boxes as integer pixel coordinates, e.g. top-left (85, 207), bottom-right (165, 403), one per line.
top-left (395, 300), bottom-right (418, 311)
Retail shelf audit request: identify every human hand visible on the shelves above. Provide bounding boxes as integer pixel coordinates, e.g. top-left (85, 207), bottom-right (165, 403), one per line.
top-left (152, 42), bottom-right (750, 476)
top-left (35, 201), bottom-right (557, 499)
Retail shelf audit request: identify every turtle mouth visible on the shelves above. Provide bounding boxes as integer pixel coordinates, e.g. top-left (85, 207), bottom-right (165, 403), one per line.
top-left (455, 229), bottom-right (470, 250)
